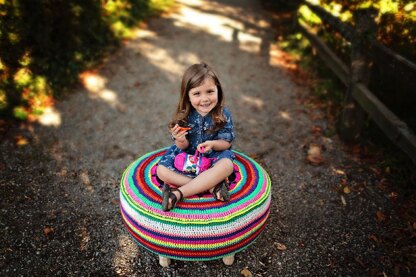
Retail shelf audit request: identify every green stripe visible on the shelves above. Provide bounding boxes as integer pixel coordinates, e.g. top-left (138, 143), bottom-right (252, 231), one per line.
top-left (121, 148), bottom-right (271, 226)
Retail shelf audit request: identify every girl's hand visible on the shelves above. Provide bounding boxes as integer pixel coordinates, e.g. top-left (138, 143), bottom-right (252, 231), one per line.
top-left (171, 124), bottom-right (188, 143)
top-left (197, 141), bottom-right (214, 153)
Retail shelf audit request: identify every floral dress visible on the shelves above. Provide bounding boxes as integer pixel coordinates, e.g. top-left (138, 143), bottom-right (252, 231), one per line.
top-left (158, 107), bottom-right (236, 177)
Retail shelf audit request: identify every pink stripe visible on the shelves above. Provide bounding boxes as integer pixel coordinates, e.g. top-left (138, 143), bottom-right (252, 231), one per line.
top-left (122, 207), bottom-right (269, 246)
top-left (124, 170), bottom-right (268, 220)
top-left (121, 199), bottom-right (270, 239)
top-left (124, 164), bottom-right (267, 219)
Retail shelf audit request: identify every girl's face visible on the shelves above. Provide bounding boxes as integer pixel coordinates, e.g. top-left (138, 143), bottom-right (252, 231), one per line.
top-left (188, 78), bottom-right (218, 116)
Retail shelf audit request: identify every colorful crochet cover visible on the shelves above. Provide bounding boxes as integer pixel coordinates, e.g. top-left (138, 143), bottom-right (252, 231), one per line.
top-left (119, 148), bottom-right (271, 261)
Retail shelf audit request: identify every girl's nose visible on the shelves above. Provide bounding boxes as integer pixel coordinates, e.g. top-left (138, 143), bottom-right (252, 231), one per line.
top-left (202, 95), bottom-right (209, 102)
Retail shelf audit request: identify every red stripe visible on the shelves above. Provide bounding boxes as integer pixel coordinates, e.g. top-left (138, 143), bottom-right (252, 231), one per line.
top-left (123, 210), bottom-right (270, 259)
top-left (133, 152), bottom-right (164, 202)
top-left (129, 151), bottom-right (262, 209)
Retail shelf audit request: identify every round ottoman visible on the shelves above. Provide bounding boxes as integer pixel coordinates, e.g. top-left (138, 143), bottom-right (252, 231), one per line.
top-left (119, 148), bottom-right (271, 265)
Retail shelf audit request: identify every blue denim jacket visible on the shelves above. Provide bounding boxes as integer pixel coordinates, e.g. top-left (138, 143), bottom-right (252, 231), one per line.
top-left (158, 107), bottom-right (236, 175)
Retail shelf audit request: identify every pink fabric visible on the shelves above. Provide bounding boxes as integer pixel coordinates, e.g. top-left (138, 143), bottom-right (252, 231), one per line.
top-left (174, 149), bottom-right (212, 175)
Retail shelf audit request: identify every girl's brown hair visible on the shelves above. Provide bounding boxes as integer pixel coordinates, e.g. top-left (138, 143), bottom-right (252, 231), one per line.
top-left (170, 62), bottom-right (226, 132)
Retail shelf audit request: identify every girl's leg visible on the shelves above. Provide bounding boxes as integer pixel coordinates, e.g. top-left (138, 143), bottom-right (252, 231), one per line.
top-left (157, 165), bottom-right (192, 186)
top-left (164, 158), bottom-right (234, 209)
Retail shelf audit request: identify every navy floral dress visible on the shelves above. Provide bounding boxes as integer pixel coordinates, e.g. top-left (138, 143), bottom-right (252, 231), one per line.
top-left (158, 107), bottom-right (236, 177)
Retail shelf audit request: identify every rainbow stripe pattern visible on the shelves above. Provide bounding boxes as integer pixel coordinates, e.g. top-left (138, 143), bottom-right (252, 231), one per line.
top-left (119, 148), bottom-right (271, 261)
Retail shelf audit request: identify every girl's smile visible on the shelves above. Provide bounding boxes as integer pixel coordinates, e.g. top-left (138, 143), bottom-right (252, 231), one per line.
top-left (188, 78), bottom-right (218, 116)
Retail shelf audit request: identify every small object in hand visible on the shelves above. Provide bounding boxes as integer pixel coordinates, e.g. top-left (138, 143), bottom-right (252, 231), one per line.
top-left (178, 127), bottom-right (191, 131)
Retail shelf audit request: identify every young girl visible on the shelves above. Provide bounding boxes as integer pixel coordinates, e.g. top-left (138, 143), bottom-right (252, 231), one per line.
top-left (157, 62), bottom-right (236, 211)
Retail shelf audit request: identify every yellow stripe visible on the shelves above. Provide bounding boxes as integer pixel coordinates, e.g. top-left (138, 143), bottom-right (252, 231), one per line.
top-left (121, 158), bottom-right (272, 225)
top-left (122, 210), bottom-right (269, 250)
top-left (122, 171), bottom-right (271, 225)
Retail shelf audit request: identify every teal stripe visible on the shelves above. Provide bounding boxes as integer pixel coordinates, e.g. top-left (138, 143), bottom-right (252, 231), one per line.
top-left (121, 148), bottom-right (271, 225)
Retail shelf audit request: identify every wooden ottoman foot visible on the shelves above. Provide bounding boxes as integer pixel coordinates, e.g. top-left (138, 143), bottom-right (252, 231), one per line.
top-left (222, 254), bottom-right (235, 265)
top-left (159, 256), bottom-right (171, 267)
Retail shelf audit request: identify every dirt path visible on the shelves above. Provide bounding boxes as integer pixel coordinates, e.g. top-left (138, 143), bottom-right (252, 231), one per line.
top-left (1, 0), bottom-right (410, 276)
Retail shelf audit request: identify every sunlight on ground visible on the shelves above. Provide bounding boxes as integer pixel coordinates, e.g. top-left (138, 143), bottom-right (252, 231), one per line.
top-left (112, 234), bottom-right (139, 271)
top-left (241, 95), bottom-right (264, 109)
top-left (38, 107), bottom-right (62, 127)
top-left (134, 28), bottom-right (158, 39)
top-left (134, 40), bottom-right (195, 80)
top-left (128, 0), bottom-right (286, 79)
top-left (172, 0), bottom-right (265, 54)
top-left (279, 111), bottom-right (292, 120)
top-left (131, 25), bottom-right (197, 80)
top-left (80, 72), bottom-right (126, 110)
top-left (82, 73), bottom-right (106, 92)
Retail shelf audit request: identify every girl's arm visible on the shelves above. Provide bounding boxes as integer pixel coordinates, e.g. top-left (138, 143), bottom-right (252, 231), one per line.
top-left (197, 140), bottom-right (231, 153)
top-left (175, 138), bottom-right (189, 150)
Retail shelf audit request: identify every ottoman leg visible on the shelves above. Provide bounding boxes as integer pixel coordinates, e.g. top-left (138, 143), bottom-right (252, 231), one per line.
top-left (159, 256), bottom-right (171, 267)
top-left (222, 254), bottom-right (235, 265)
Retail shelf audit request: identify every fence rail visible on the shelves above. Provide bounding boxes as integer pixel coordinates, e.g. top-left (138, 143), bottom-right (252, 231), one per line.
top-left (297, 1), bottom-right (416, 164)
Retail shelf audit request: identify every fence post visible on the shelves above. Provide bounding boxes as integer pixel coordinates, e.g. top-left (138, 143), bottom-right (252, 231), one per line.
top-left (338, 8), bottom-right (377, 142)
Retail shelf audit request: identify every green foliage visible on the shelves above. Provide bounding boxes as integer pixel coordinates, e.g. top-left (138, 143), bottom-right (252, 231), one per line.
top-left (300, 0), bottom-right (416, 60)
top-left (0, 0), bottom-right (173, 119)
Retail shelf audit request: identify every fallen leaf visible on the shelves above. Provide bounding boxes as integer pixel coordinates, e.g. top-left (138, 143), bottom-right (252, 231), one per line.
top-left (58, 168), bottom-right (68, 177)
top-left (355, 257), bottom-right (365, 268)
top-left (333, 168), bottom-right (346, 175)
top-left (369, 166), bottom-right (382, 176)
top-left (275, 242), bottom-right (287, 251)
top-left (395, 265), bottom-right (401, 277)
top-left (388, 192), bottom-right (398, 201)
top-left (43, 227), bottom-right (54, 236)
top-left (350, 144), bottom-right (362, 155)
top-left (369, 234), bottom-right (378, 242)
top-left (343, 186), bottom-right (351, 194)
top-left (376, 210), bottom-right (386, 222)
top-left (311, 125), bottom-right (322, 134)
top-left (240, 268), bottom-right (253, 277)
top-left (15, 136), bottom-right (28, 146)
top-left (341, 195), bottom-right (347, 206)
top-left (80, 171), bottom-right (93, 191)
top-left (306, 144), bottom-right (324, 165)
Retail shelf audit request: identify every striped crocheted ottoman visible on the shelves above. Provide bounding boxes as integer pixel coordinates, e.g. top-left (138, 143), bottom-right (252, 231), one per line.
top-left (119, 148), bottom-right (271, 263)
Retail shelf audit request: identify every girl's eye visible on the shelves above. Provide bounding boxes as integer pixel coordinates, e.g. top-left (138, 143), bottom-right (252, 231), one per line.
top-left (193, 92), bottom-right (200, 96)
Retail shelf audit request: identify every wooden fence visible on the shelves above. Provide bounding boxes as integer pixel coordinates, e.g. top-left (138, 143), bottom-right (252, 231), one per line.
top-left (296, 1), bottom-right (416, 165)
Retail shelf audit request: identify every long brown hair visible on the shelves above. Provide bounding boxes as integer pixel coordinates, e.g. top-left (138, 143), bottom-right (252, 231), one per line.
top-left (170, 62), bottom-right (226, 132)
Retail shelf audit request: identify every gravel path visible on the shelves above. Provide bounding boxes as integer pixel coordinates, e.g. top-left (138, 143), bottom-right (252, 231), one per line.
top-left (1, 0), bottom-right (412, 276)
